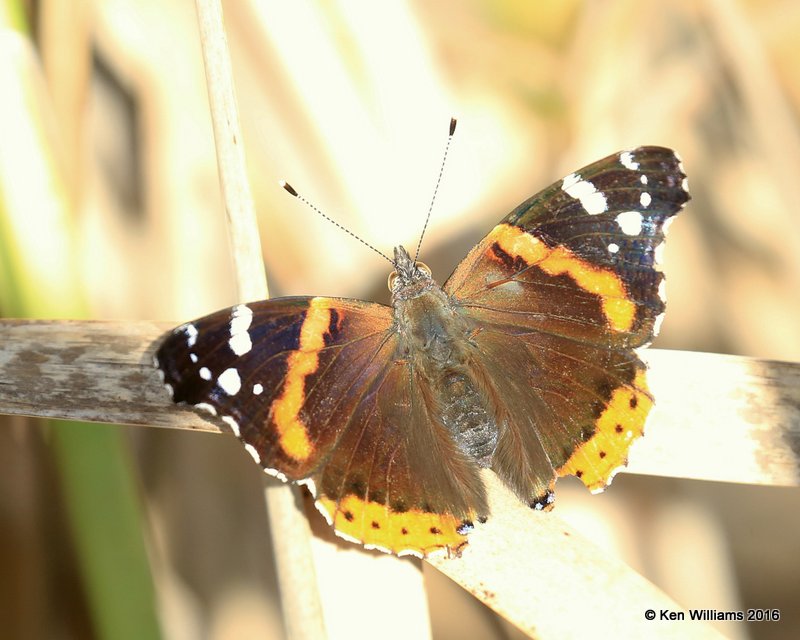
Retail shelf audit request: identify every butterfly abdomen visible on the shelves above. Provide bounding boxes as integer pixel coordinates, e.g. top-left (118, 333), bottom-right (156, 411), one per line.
top-left (436, 369), bottom-right (498, 466)
top-left (393, 283), bottom-right (499, 466)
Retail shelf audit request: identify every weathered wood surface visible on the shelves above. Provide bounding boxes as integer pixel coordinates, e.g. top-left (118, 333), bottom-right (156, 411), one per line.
top-left (1, 319), bottom-right (797, 487)
top-left (0, 319), bottom-right (206, 430)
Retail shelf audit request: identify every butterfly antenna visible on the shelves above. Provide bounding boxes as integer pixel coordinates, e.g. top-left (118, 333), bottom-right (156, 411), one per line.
top-left (280, 181), bottom-right (394, 265)
top-left (414, 117), bottom-right (457, 261)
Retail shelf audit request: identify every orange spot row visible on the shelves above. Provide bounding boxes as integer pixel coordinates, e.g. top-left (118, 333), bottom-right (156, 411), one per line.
top-left (557, 369), bottom-right (652, 491)
top-left (272, 298), bottom-right (331, 461)
top-left (490, 224), bottom-right (636, 332)
top-left (317, 495), bottom-right (470, 557)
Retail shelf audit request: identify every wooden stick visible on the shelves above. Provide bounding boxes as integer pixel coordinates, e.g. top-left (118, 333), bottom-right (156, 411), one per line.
top-left (2, 320), bottom-right (796, 488)
top-left (634, 349), bottom-right (800, 487)
top-left (429, 472), bottom-right (725, 639)
top-left (195, 0), bottom-right (268, 303)
top-left (193, 2), bottom-right (323, 638)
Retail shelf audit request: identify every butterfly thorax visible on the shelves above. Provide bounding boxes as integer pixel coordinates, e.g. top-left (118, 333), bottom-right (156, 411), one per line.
top-left (390, 245), bottom-right (468, 364)
top-left (391, 246), bottom-right (498, 465)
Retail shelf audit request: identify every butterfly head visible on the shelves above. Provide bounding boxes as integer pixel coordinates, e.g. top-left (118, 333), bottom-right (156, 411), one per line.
top-left (389, 246), bottom-right (434, 299)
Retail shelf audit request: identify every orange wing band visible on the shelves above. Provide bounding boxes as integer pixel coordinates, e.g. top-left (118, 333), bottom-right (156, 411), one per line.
top-left (491, 224), bottom-right (636, 333)
top-left (272, 297), bottom-right (332, 461)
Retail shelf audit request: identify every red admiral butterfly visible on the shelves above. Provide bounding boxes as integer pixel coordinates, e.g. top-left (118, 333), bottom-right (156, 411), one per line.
top-left (155, 145), bottom-right (688, 557)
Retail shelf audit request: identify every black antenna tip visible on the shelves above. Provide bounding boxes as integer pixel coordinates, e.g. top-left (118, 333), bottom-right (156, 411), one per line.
top-left (449, 117), bottom-right (457, 136)
top-left (280, 181), bottom-right (298, 197)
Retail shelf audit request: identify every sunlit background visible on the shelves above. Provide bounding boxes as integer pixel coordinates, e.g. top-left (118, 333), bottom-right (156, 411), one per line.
top-left (1, 0), bottom-right (799, 638)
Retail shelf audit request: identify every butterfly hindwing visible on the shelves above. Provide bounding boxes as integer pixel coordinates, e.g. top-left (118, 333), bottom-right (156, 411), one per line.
top-left (444, 146), bottom-right (688, 498)
top-left (462, 322), bottom-right (652, 498)
top-left (312, 354), bottom-right (486, 556)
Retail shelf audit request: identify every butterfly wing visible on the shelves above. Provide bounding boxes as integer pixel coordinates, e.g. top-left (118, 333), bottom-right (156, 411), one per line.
top-left (310, 351), bottom-right (486, 557)
top-left (155, 296), bottom-right (484, 556)
top-left (443, 146), bottom-right (689, 502)
top-left (156, 297), bottom-right (393, 479)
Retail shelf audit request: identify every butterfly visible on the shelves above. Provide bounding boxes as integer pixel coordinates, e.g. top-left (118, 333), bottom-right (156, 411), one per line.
top-left (155, 146), bottom-right (689, 558)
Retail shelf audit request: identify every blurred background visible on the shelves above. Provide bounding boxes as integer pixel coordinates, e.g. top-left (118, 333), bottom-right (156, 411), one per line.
top-left (1, 0), bottom-right (799, 638)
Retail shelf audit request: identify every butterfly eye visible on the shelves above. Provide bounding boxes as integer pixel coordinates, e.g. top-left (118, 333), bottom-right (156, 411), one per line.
top-left (415, 262), bottom-right (431, 277)
top-left (387, 262), bottom-right (432, 291)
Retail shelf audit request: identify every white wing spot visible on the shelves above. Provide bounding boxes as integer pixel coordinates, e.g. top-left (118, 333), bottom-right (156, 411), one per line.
top-left (184, 323), bottom-right (198, 348)
top-left (608, 242), bottom-right (620, 254)
top-left (218, 368), bottom-right (242, 395)
top-left (229, 333), bottom-right (252, 356)
top-left (562, 173), bottom-right (607, 215)
top-left (561, 172), bottom-right (580, 190)
top-left (221, 415), bottom-right (240, 437)
top-left (616, 211), bottom-right (643, 236)
top-left (658, 279), bottom-right (667, 303)
top-left (298, 477), bottom-right (317, 497)
top-left (364, 543), bottom-right (393, 555)
top-left (582, 191), bottom-right (608, 215)
top-left (313, 499), bottom-right (334, 526)
top-left (244, 443), bottom-right (261, 464)
top-left (620, 151), bottom-right (639, 170)
top-left (654, 240), bottom-right (666, 265)
top-left (199, 366), bottom-right (212, 381)
top-left (228, 304), bottom-right (254, 356)
top-left (189, 353), bottom-right (198, 363)
top-left (653, 312), bottom-right (665, 336)
top-left (253, 383), bottom-right (264, 395)
top-left (640, 192), bottom-right (652, 208)
top-left (681, 176), bottom-right (689, 192)
top-left (640, 175), bottom-right (648, 185)
top-left (194, 402), bottom-right (217, 417)
top-left (263, 467), bottom-right (288, 482)
top-left (230, 304), bottom-right (253, 333)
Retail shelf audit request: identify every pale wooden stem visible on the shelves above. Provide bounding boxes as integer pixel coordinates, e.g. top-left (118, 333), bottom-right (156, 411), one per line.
top-left (194, 0), bottom-right (268, 303)
top-left (2, 320), bottom-right (796, 488)
top-left (429, 472), bottom-right (726, 639)
top-left (193, 2), bottom-right (324, 637)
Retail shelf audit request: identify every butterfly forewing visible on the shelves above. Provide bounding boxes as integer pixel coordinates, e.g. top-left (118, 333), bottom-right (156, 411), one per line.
top-left (156, 297), bottom-right (395, 480)
top-left (446, 146), bottom-right (688, 349)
